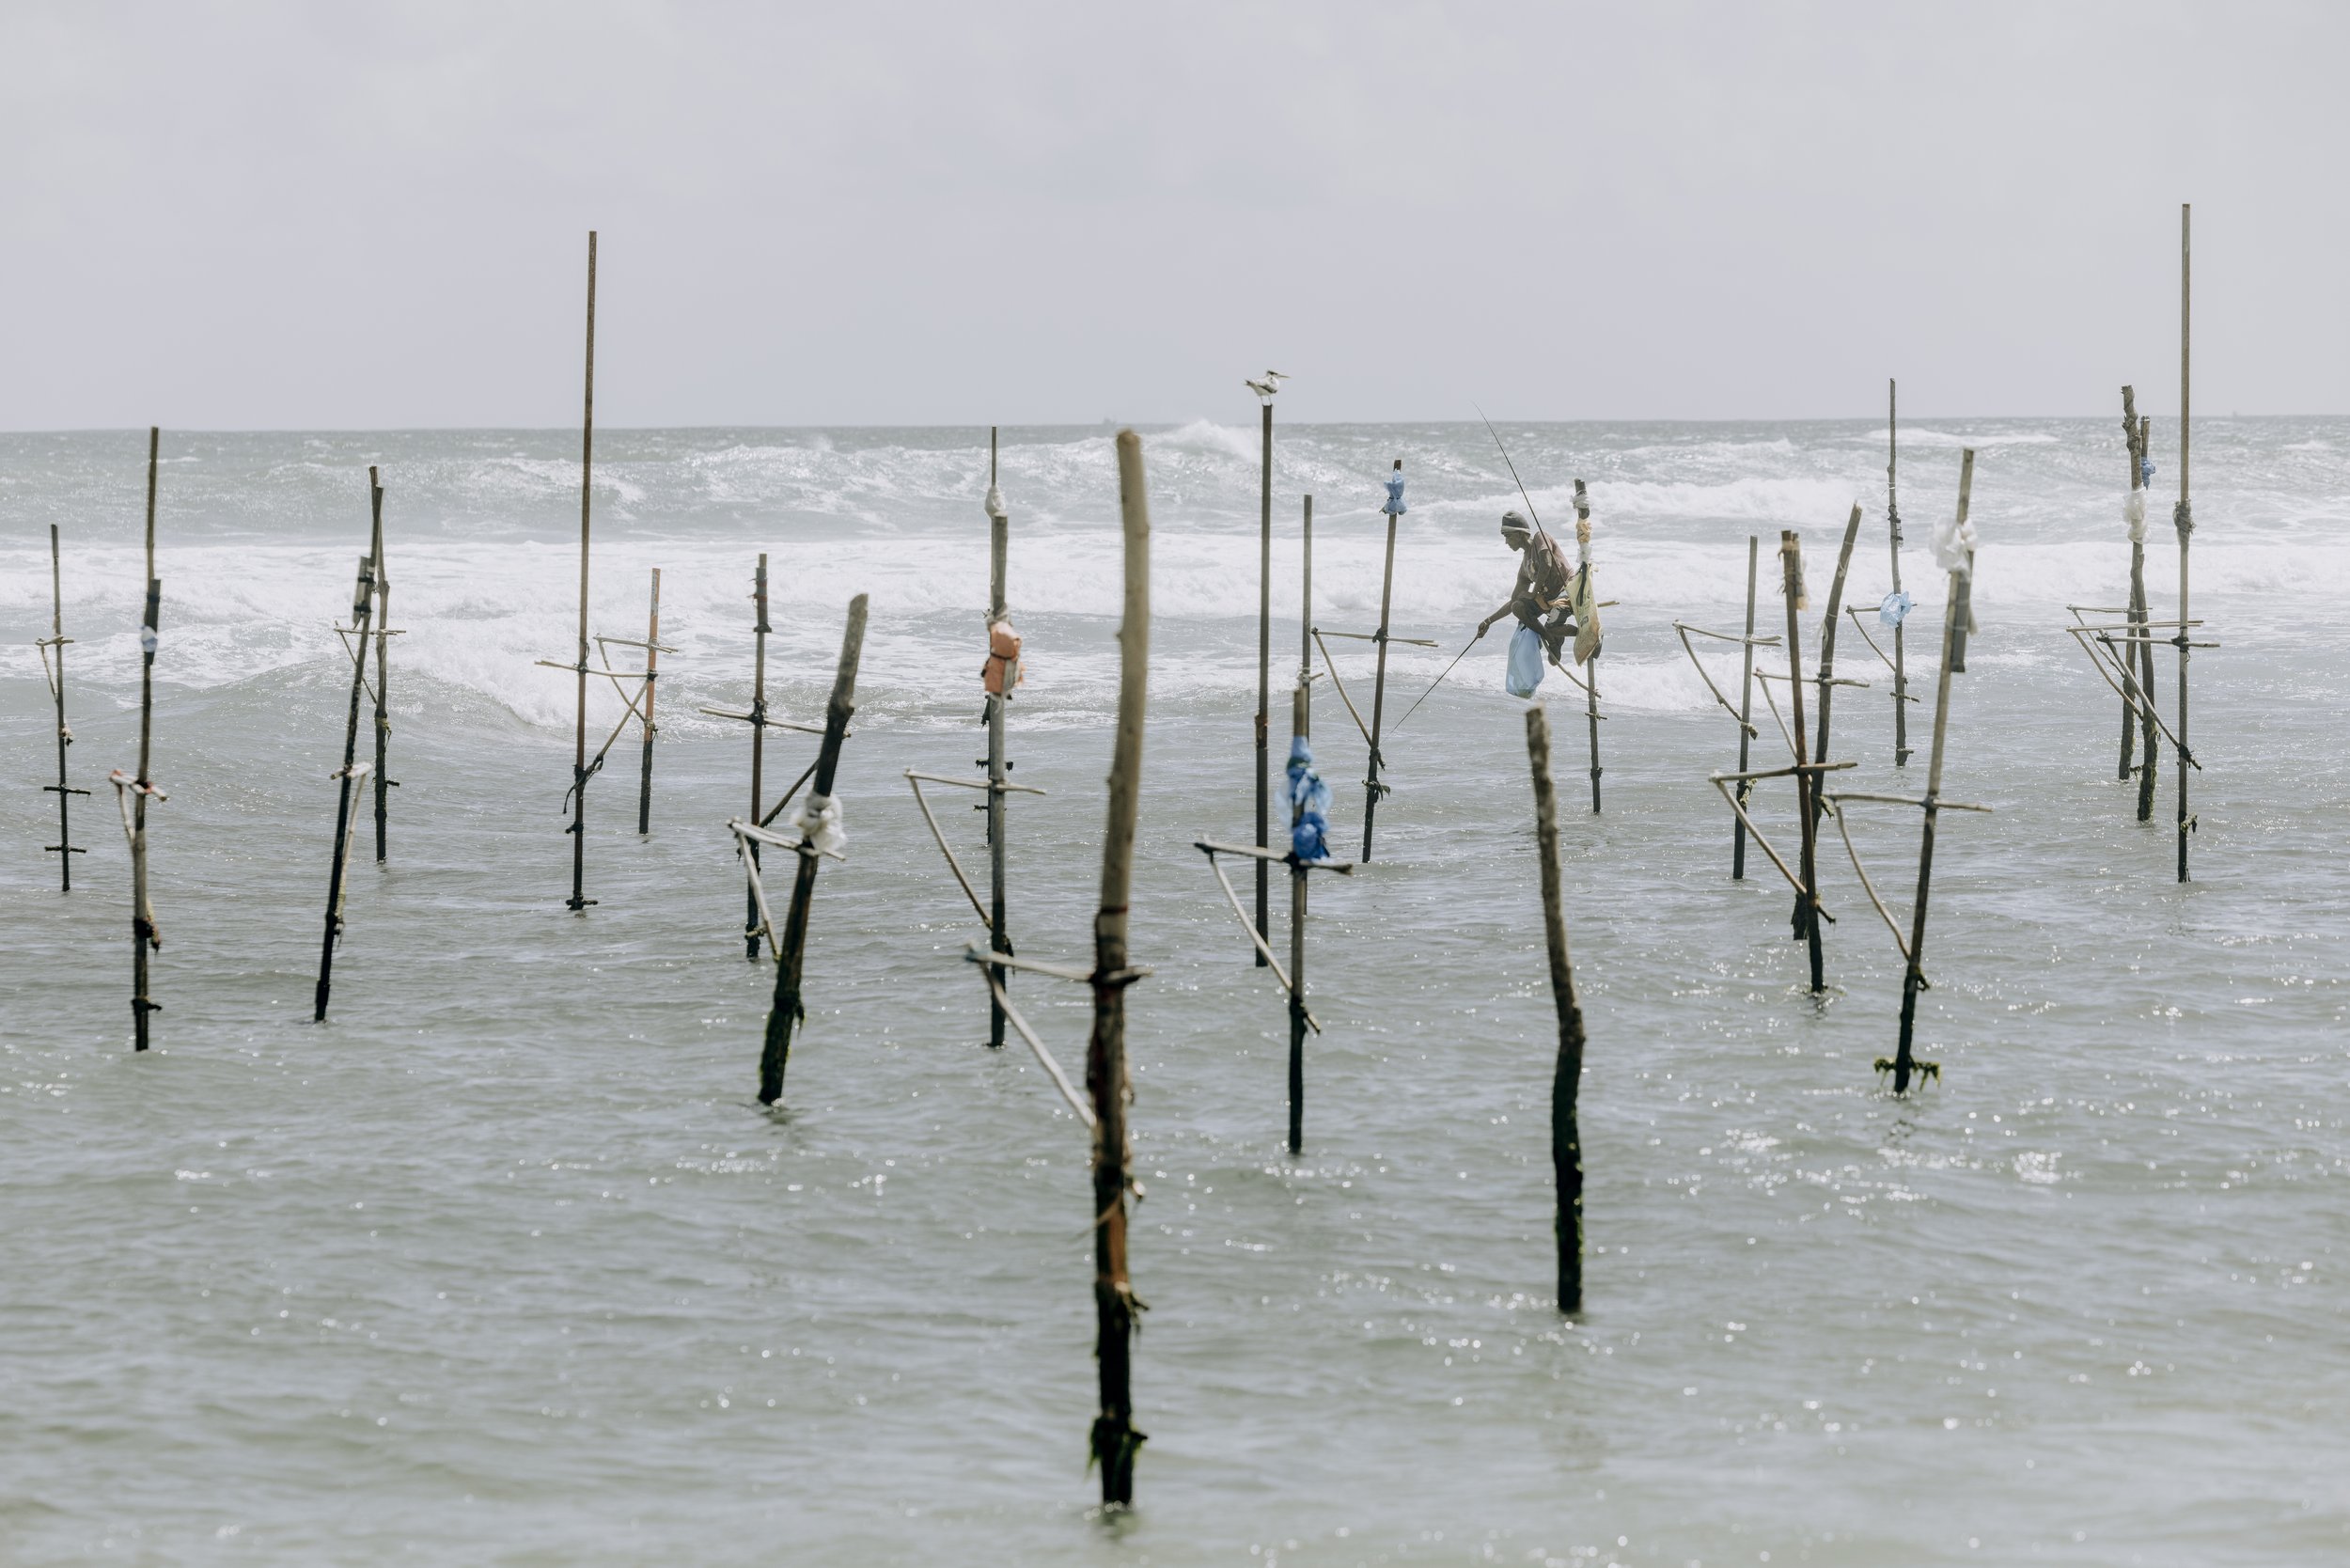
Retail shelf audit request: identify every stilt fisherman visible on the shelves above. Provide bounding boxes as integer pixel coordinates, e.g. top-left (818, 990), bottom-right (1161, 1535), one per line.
top-left (1478, 510), bottom-right (1579, 662)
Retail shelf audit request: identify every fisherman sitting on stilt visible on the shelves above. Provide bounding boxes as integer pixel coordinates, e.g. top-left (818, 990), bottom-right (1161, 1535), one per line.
top-left (1478, 510), bottom-right (1578, 664)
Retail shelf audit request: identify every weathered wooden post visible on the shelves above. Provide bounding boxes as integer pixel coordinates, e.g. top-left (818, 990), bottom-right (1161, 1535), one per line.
top-left (1810, 503), bottom-right (1866, 811)
top-left (637, 567), bottom-right (661, 834)
top-left (1888, 448), bottom-right (1981, 1092)
top-left (985, 430), bottom-right (1013, 1046)
top-left (756, 595), bottom-right (869, 1106)
top-left (1089, 427), bottom-right (1152, 1506)
top-left (1573, 480), bottom-right (1602, 812)
top-left (567, 230), bottom-right (598, 913)
top-left (39, 525), bottom-right (89, 889)
top-left (1734, 535), bottom-right (1758, 877)
top-left (1360, 459), bottom-right (1404, 857)
top-left (1779, 531), bottom-right (1824, 993)
top-left (744, 555), bottom-right (772, 957)
top-left (2117, 388), bottom-right (2160, 816)
top-left (369, 472), bottom-right (398, 862)
top-left (315, 490), bottom-right (381, 1021)
top-left (2173, 203), bottom-right (2195, 883)
top-left (126, 427), bottom-right (164, 1049)
top-left (1285, 682), bottom-right (1313, 1152)
top-left (1523, 704), bottom-right (1587, 1312)
top-left (1250, 377), bottom-right (1278, 962)
top-left (1887, 380), bottom-right (1912, 766)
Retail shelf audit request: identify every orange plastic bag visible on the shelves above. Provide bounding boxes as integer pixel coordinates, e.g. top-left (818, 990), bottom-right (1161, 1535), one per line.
top-left (981, 619), bottom-right (1025, 697)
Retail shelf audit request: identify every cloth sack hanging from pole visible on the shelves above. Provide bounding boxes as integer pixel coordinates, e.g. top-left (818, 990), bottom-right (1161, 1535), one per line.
top-left (1287, 735), bottom-right (1333, 863)
top-left (980, 619), bottom-right (1024, 697)
top-left (1570, 566), bottom-right (1602, 666)
top-left (1506, 623), bottom-right (1545, 698)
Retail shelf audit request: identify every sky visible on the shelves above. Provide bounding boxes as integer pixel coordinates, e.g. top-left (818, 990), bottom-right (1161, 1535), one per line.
top-left (2, 1), bottom-right (2343, 430)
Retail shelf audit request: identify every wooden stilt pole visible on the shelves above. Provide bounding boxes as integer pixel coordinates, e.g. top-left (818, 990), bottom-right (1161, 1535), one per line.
top-left (1089, 429), bottom-right (1152, 1506)
top-left (1288, 682), bottom-right (1309, 1154)
top-left (1523, 703), bottom-right (1586, 1313)
top-left (1574, 481), bottom-right (1601, 813)
top-left (39, 524), bottom-right (89, 889)
top-left (744, 554), bottom-right (771, 959)
top-left (1254, 397), bottom-right (1272, 963)
top-left (130, 428), bottom-right (163, 1049)
top-left (2118, 388), bottom-right (2159, 815)
top-left (757, 595), bottom-right (869, 1106)
top-left (2134, 412), bottom-right (2159, 822)
top-left (986, 429), bottom-right (1012, 1048)
top-left (1810, 503), bottom-right (1865, 811)
top-left (1891, 450), bottom-right (1976, 1092)
top-left (316, 509), bottom-right (378, 1021)
top-left (637, 568), bottom-right (661, 835)
top-left (2174, 203), bottom-right (2194, 883)
top-left (1888, 380), bottom-right (1912, 766)
top-left (369, 474), bottom-right (395, 862)
top-left (1732, 536), bottom-right (1758, 878)
top-left (1361, 459), bottom-right (1401, 858)
top-left (1779, 531), bottom-right (1824, 993)
top-left (568, 231), bottom-right (597, 913)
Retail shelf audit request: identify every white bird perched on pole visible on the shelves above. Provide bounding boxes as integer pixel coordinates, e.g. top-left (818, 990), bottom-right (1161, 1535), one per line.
top-left (1245, 371), bottom-right (1290, 402)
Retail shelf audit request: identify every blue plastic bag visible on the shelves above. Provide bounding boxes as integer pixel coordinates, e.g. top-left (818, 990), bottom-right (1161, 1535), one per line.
top-left (1506, 623), bottom-right (1544, 698)
top-left (1287, 736), bottom-right (1332, 863)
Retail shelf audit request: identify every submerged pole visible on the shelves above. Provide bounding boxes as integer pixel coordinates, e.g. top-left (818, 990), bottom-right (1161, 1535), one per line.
top-left (986, 429), bottom-right (1012, 1048)
top-left (1780, 530), bottom-right (1824, 994)
top-left (744, 554), bottom-right (772, 959)
top-left (1089, 429), bottom-right (1152, 1506)
top-left (1524, 703), bottom-right (1586, 1313)
top-left (638, 567), bottom-right (661, 834)
top-left (131, 428), bottom-right (163, 1049)
top-left (40, 525), bottom-right (88, 889)
top-left (1254, 396), bottom-right (1272, 963)
top-left (1892, 449), bottom-right (1976, 1092)
top-left (2174, 203), bottom-right (2194, 883)
top-left (568, 230), bottom-right (597, 912)
top-left (316, 533), bottom-right (378, 1022)
top-left (1888, 380), bottom-right (1911, 766)
top-left (1361, 458), bottom-right (1402, 858)
top-left (1732, 535), bottom-right (1758, 878)
top-left (370, 473), bottom-right (394, 862)
top-left (758, 595), bottom-right (869, 1106)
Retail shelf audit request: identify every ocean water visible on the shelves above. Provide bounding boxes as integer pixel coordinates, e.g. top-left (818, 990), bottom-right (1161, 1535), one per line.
top-left (1, 418), bottom-right (2344, 1567)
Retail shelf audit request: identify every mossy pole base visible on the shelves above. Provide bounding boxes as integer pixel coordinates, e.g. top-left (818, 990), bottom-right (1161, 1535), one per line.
top-left (1525, 704), bottom-right (1587, 1312)
top-left (1089, 429), bottom-right (1153, 1507)
top-left (758, 594), bottom-right (868, 1107)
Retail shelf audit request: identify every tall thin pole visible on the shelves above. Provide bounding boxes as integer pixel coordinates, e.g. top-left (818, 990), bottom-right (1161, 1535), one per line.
top-left (1780, 531), bottom-right (1823, 994)
top-left (1361, 460), bottom-right (1402, 856)
top-left (131, 428), bottom-right (161, 1049)
top-left (2135, 412), bottom-right (2160, 822)
top-left (1888, 380), bottom-right (1911, 766)
top-left (41, 524), bottom-right (86, 890)
top-left (370, 471), bottom-right (393, 862)
top-left (1254, 399), bottom-right (1272, 963)
top-left (1892, 449), bottom-right (1974, 1093)
top-left (1089, 428), bottom-right (1152, 1507)
top-left (985, 428), bottom-right (1011, 1049)
top-left (1732, 535), bottom-right (1757, 878)
top-left (1574, 481), bottom-right (1600, 812)
top-left (1292, 494), bottom-right (1312, 1149)
top-left (2174, 203), bottom-right (2194, 883)
top-left (637, 568), bottom-right (661, 834)
top-left (759, 596), bottom-right (869, 1105)
top-left (316, 528), bottom-right (377, 1022)
top-left (1524, 703), bottom-right (1586, 1313)
top-left (2119, 387), bottom-right (2157, 808)
top-left (744, 554), bottom-right (771, 959)
top-left (1811, 503), bottom-right (1864, 809)
top-left (569, 231), bottom-right (597, 912)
